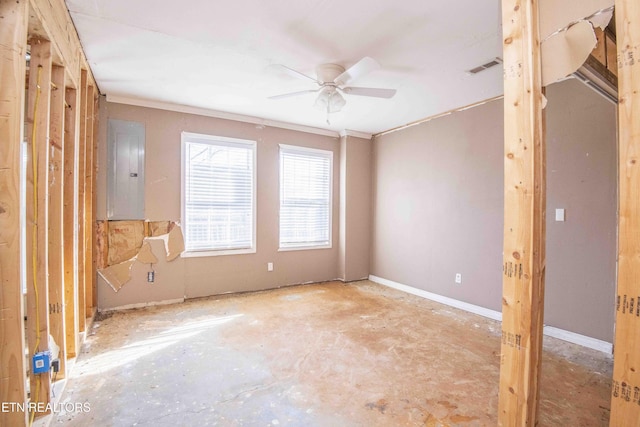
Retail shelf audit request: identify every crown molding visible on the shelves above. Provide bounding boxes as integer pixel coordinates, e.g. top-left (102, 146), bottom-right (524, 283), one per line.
top-left (105, 95), bottom-right (340, 138)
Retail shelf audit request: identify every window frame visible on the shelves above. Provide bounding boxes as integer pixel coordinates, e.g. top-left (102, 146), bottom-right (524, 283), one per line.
top-left (278, 144), bottom-right (333, 251)
top-left (181, 131), bottom-right (257, 257)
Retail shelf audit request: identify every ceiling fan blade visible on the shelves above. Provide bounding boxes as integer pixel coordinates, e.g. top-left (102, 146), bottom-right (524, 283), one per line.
top-left (272, 64), bottom-right (317, 83)
top-left (268, 89), bottom-right (319, 100)
top-left (334, 57), bottom-right (380, 86)
top-left (341, 86), bottom-right (396, 99)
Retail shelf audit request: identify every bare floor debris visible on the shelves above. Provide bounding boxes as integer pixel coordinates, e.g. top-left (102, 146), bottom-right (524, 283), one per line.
top-left (56, 280), bottom-right (612, 426)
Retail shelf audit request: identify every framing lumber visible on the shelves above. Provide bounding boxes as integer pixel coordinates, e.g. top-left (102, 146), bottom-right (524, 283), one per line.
top-left (25, 38), bottom-right (53, 417)
top-left (27, 0), bottom-right (97, 90)
top-left (76, 70), bottom-right (87, 333)
top-left (0, 1), bottom-right (29, 425)
top-left (84, 84), bottom-right (95, 319)
top-left (610, 0), bottom-right (640, 424)
top-left (497, 0), bottom-right (546, 425)
top-left (48, 64), bottom-right (66, 379)
top-left (92, 94), bottom-right (99, 307)
top-left (63, 87), bottom-right (79, 358)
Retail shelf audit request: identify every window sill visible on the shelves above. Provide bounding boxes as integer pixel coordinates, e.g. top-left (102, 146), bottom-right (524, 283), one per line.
top-left (278, 244), bottom-right (332, 252)
top-left (181, 248), bottom-right (256, 258)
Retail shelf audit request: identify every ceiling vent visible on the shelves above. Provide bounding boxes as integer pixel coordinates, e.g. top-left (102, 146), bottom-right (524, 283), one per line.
top-left (467, 58), bottom-right (503, 75)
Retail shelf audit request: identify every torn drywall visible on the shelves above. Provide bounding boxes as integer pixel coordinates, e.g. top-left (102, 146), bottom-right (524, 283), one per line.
top-left (136, 242), bottom-right (158, 264)
top-left (542, 21), bottom-right (598, 86)
top-left (539, 1), bottom-right (613, 86)
top-left (148, 225), bottom-right (185, 262)
top-left (99, 223), bottom-right (184, 292)
top-left (98, 260), bottom-right (135, 292)
top-left (539, 0), bottom-right (613, 39)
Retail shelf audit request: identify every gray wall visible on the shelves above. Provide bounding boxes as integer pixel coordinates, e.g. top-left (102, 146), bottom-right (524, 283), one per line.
top-left (97, 100), bottom-right (342, 307)
top-left (544, 79), bottom-right (617, 342)
top-left (371, 78), bottom-right (617, 342)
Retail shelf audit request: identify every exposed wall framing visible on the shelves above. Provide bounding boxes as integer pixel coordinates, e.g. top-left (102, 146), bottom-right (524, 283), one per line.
top-left (611, 0), bottom-right (640, 424)
top-left (0, 0), bottom-right (99, 424)
top-left (0, 1), bottom-right (30, 426)
top-left (498, 0), bottom-right (546, 425)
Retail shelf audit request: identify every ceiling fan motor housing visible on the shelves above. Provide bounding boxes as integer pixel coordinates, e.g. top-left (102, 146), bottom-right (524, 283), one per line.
top-left (316, 63), bottom-right (345, 84)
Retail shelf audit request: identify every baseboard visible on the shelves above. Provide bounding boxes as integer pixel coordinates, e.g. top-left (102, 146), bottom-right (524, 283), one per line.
top-left (368, 275), bottom-right (613, 354)
top-left (369, 275), bottom-right (502, 321)
top-left (98, 298), bottom-right (185, 313)
top-left (543, 326), bottom-right (613, 354)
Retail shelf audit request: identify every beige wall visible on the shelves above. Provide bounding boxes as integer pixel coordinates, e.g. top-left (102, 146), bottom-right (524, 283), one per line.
top-left (97, 100), bottom-right (342, 307)
top-left (371, 79), bottom-right (617, 342)
top-left (338, 135), bottom-right (372, 282)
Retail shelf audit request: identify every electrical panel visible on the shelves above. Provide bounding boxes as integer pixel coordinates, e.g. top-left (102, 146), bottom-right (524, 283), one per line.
top-left (107, 119), bottom-right (145, 219)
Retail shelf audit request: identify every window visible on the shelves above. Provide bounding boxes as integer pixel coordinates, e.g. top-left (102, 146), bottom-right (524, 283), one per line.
top-left (279, 144), bottom-right (332, 249)
top-left (182, 132), bottom-right (256, 255)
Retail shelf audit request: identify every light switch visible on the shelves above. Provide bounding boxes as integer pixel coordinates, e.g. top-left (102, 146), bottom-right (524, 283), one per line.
top-left (555, 208), bottom-right (565, 222)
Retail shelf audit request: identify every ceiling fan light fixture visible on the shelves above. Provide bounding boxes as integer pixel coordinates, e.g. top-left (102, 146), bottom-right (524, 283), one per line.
top-left (314, 87), bottom-right (346, 113)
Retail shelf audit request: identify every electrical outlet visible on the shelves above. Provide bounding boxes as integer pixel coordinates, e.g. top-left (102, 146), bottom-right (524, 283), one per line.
top-left (455, 273), bottom-right (462, 284)
top-left (267, 262), bottom-right (273, 272)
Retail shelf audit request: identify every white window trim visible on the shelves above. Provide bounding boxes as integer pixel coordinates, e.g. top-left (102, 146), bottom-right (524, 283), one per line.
top-left (278, 144), bottom-right (333, 251)
top-left (181, 132), bottom-right (257, 257)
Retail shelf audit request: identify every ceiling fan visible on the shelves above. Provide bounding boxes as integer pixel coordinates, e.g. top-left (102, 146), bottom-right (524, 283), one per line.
top-left (269, 57), bottom-right (396, 122)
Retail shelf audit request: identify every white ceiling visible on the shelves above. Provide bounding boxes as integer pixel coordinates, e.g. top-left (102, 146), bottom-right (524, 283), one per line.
top-left (66, 0), bottom-right (504, 135)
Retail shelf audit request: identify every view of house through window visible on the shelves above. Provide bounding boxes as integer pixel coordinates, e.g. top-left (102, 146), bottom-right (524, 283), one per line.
top-left (279, 144), bottom-right (332, 249)
top-left (182, 132), bottom-right (256, 253)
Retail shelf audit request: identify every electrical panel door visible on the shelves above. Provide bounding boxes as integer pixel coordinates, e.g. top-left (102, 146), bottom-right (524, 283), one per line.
top-left (107, 119), bottom-right (145, 219)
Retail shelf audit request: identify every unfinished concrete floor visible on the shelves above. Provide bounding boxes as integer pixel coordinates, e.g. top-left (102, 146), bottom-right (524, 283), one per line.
top-left (54, 280), bottom-right (612, 426)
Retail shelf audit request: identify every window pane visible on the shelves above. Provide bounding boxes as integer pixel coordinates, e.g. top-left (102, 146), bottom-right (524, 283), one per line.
top-left (279, 146), bottom-right (332, 248)
top-left (183, 135), bottom-right (255, 252)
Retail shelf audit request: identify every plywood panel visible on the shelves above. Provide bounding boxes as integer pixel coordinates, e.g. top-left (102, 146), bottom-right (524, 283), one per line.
top-left (610, 0), bottom-right (640, 424)
top-left (0, 1), bottom-right (29, 425)
top-left (498, 0), bottom-right (546, 425)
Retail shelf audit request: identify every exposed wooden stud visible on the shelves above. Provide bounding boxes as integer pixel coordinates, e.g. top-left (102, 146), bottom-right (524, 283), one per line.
top-left (27, 0), bottom-right (98, 90)
top-left (0, 1), bottom-right (29, 425)
top-left (92, 94), bottom-right (99, 307)
top-left (76, 70), bottom-right (88, 333)
top-left (84, 85), bottom-right (95, 319)
top-left (77, 70), bottom-right (89, 333)
top-left (610, 0), bottom-right (640, 424)
top-left (63, 86), bottom-right (79, 359)
top-left (498, 0), bottom-right (546, 425)
top-left (48, 64), bottom-right (66, 379)
top-left (25, 38), bottom-right (53, 418)
top-left (96, 220), bottom-right (109, 270)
